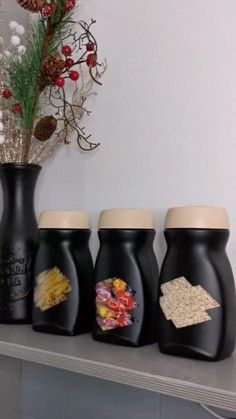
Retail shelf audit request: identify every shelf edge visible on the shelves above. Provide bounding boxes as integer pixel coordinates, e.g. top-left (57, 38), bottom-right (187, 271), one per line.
top-left (0, 340), bottom-right (235, 412)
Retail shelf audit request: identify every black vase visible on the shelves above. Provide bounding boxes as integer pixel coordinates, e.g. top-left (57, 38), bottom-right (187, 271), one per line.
top-left (0, 163), bottom-right (41, 323)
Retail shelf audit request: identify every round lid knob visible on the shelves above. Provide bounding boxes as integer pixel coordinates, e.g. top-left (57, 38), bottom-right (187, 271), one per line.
top-left (39, 211), bottom-right (91, 229)
top-left (98, 208), bottom-right (155, 229)
top-left (165, 206), bottom-right (230, 229)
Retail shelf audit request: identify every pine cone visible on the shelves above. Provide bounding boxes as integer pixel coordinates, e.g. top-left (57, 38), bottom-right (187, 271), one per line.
top-left (16, 0), bottom-right (44, 12)
top-left (39, 53), bottom-right (65, 92)
top-left (34, 116), bottom-right (57, 142)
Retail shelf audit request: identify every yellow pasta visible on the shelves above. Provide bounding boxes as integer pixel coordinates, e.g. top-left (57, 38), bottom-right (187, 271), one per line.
top-left (34, 267), bottom-right (72, 312)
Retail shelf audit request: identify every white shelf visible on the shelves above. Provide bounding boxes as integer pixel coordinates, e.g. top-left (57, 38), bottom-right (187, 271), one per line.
top-left (0, 325), bottom-right (235, 411)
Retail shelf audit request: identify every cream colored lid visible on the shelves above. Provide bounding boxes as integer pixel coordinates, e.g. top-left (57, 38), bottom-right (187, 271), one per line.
top-left (99, 209), bottom-right (155, 229)
top-left (165, 206), bottom-right (230, 229)
top-left (39, 211), bottom-right (91, 229)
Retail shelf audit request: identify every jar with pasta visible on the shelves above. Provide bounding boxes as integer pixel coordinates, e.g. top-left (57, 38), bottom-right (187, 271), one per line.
top-left (32, 211), bottom-right (94, 336)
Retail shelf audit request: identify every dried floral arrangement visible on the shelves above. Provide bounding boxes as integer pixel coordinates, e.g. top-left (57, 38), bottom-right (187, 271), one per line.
top-left (0, 0), bottom-right (106, 164)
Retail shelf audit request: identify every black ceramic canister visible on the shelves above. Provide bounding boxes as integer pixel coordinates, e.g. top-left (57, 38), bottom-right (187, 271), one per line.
top-left (32, 211), bottom-right (94, 336)
top-left (93, 209), bottom-right (159, 347)
top-left (158, 206), bottom-right (236, 361)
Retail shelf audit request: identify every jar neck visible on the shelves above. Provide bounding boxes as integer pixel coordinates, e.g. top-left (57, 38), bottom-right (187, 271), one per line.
top-left (98, 229), bottom-right (155, 245)
top-left (39, 229), bottom-right (91, 244)
top-left (0, 164), bottom-right (41, 227)
top-left (164, 229), bottom-right (229, 250)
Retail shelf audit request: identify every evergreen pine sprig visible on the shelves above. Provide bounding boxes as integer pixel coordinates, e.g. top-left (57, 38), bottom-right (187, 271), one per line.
top-left (6, 18), bottom-right (47, 132)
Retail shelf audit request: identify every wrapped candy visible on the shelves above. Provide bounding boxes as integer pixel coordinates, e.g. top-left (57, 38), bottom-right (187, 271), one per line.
top-left (95, 277), bottom-right (139, 331)
top-left (113, 278), bottom-right (127, 291)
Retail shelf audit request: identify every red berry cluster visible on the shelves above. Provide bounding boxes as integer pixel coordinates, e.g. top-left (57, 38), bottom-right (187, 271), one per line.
top-left (13, 103), bottom-right (22, 113)
top-left (86, 43), bottom-right (97, 67)
top-left (2, 89), bottom-right (22, 113)
top-left (54, 77), bottom-right (65, 88)
top-left (54, 45), bottom-right (81, 87)
top-left (42, 2), bottom-right (57, 18)
top-left (69, 71), bottom-right (79, 81)
top-left (86, 43), bottom-right (95, 52)
top-left (54, 38), bottom-right (97, 88)
top-left (42, 0), bottom-right (76, 18)
top-left (86, 53), bottom-right (97, 68)
top-left (62, 45), bottom-right (72, 56)
top-left (65, 0), bottom-right (76, 11)
top-left (65, 58), bottom-right (74, 68)
top-left (2, 89), bottom-right (12, 99)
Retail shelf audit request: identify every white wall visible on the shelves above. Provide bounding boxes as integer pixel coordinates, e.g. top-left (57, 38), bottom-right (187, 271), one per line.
top-left (1, 4), bottom-right (236, 419)
top-left (2, 0), bottom-right (236, 273)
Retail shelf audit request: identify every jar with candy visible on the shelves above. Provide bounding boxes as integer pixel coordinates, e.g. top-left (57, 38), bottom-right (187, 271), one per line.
top-left (93, 209), bottom-right (159, 347)
top-left (32, 211), bottom-right (94, 336)
top-left (158, 206), bottom-right (236, 361)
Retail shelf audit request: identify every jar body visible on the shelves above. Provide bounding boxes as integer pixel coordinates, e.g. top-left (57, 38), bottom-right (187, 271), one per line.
top-left (32, 229), bottom-right (94, 336)
top-left (93, 229), bottom-right (159, 347)
top-left (158, 229), bottom-right (236, 361)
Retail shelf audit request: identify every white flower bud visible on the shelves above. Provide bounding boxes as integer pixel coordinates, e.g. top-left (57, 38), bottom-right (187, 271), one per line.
top-left (9, 21), bottom-right (18, 31)
top-left (11, 35), bottom-right (21, 46)
top-left (15, 25), bottom-right (25, 36)
top-left (18, 45), bottom-right (26, 55)
top-left (0, 122), bottom-right (4, 131)
top-left (0, 111), bottom-right (3, 120)
top-left (3, 50), bottom-right (11, 57)
top-left (0, 134), bottom-right (5, 145)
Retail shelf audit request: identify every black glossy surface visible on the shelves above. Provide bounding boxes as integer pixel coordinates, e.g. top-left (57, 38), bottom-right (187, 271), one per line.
top-left (33, 229), bottom-right (94, 336)
top-left (0, 164), bottom-right (41, 324)
top-left (158, 229), bottom-right (236, 361)
top-left (93, 229), bottom-right (159, 347)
